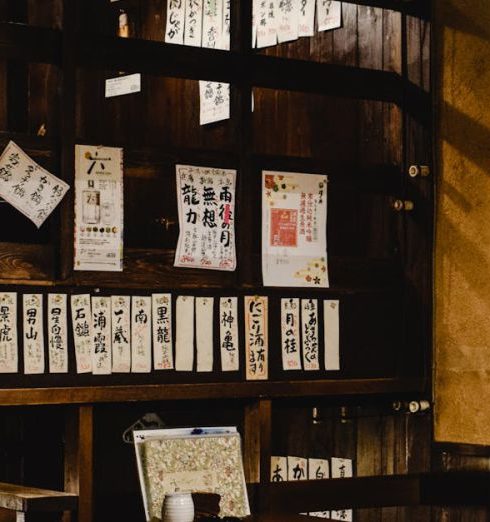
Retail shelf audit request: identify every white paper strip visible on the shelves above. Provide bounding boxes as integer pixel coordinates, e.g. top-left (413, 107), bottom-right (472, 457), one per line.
top-left (165, 0), bottom-right (186, 44)
top-left (324, 299), bottom-right (340, 370)
top-left (245, 296), bottom-right (268, 380)
top-left (131, 296), bottom-right (152, 373)
top-left (70, 294), bottom-right (93, 374)
top-left (287, 456), bottom-right (308, 481)
top-left (199, 81), bottom-right (230, 125)
top-left (0, 293), bottom-right (17, 374)
top-left (301, 298), bottom-right (319, 370)
top-left (317, 0), bottom-right (342, 32)
top-left (221, 0), bottom-right (231, 49)
top-left (105, 73), bottom-right (141, 98)
top-left (92, 296), bottom-right (112, 375)
top-left (111, 296), bottom-right (131, 373)
top-left (281, 298), bottom-right (301, 371)
top-left (23, 294), bottom-right (44, 375)
top-left (184, 0), bottom-right (203, 46)
top-left (0, 141), bottom-right (69, 228)
top-left (196, 297), bottom-right (214, 372)
top-left (202, 0), bottom-right (223, 48)
top-left (298, 0), bottom-right (316, 36)
top-left (270, 456), bottom-right (288, 482)
top-left (309, 458), bottom-right (330, 518)
top-left (277, 0), bottom-right (299, 43)
top-left (257, 0), bottom-right (278, 48)
top-left (331, 457), bottom-right (353, 521)
top-left (176, 296), bottom-right (195, 371)
top-left (152, 294), bottom-right (174, 370)
top-left (252, 0), bottom-right (259, 47)
top-left (48, 293), bottom-right (68, 374)
top-left (219, 297), bottom-right (239, 371)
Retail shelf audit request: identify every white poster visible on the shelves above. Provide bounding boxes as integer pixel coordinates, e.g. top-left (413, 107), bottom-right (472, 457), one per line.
top-left (74, 145), bottom-right (124, 272)
top-left (165, 0), bottom-right (186, 44)
top-left (23, 294), bottom-right (44, 375)
top-left (152, 294), bottom-right (174, 370)
top-left (92, 296), bottom-right (112, 375)
top-left (281, 298), bottom-right (301, 371)
top-left (112, 295), bottom-right (131, 373)
top-left (219, 297), bottom-right (239, 371)
top-left (324, 299), bottom-right (340, 370)
top-left (71, 294), bottom-right (93, 374)
top-left (331, 457), bottom-right (353, 522)
top-left (199, 81), bottom-right (230, 125)
top-left (48, 293), bottom-right (68, 373)
top-left (244, 296), bottom-right (268, 380)
top-left (302, 298), bottom-right (319, 370)
top-left (287, 456), bottom-right (307, 481)
top-left (184, 0), bottom-right (203, 46)
top-left (131, 296), bottom-right (152, 373)
top-left (277, 0), bottom-right (300, 43)
top-left (298, 0), bottom-right (316, 37)
top-left (309, 458), bottom-right (330, 518)
top-left (257, 0), bottom-right (278, 48)
top-left (262, 171), bottom-right (329, 287)
top-left (270, 456), bottom-right (288, 482)
top-left (317, 0), bottom-right (342, 32)
top-left (175, 296), bottom-right (195, 371)
top-left (175, 164), bottom-right (237, 271)
top-left (0, 141), bottom-right (69, 228)
top-left (196, 297), bottom-right (214, 372)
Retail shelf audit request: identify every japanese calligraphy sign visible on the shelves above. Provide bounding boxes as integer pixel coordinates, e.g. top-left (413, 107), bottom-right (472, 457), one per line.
top-left (74, 145), bottom-right (124, 272)
top-left (196, 297), bottom-right (214, 372)
top-left (221, 0), bottom-right (231, 49)
top-left (277, 0), bottom-right (299, 43)
top-left (262, 171), bottom-right (329, 287)
top-left (331, 457), bottom-right (353, 521)
top-left (152, 294), bottom-right (174, 370)
top-left (202, 0), bottom-right (223, 49)
top-left (302, 298), bottom-right (319, 370)
top-left (23, 294), bottom-right (44, 375)
top-left (298, 0), bottom-right (316, 37)
top-left (281, 298), bottom-right (301, 371)
top-left (166, 0), bottom-right (186, 44)
top-left (199, 81), bottom-right (230, 125)
top-left (270, 456), bottom-right (288, 482)
top-left (317, 0), bottom-right (342, 32)
top-left (256, 0), bottom-right (278, 48)
top-left (131, 296), bottom-right (152, 373)
top-left (324, 299), bottom-right (340, 370)
top-left (92, 296), bottom-right (112, 375)
top-left (219, 297), bottom-right (239, 371)
top-left (175, 296), bottom-right (195, 371)
top-left (245, 296), bottom-right (268, 380)
top-left (175, 164), bottom-right (237, 271)
top-left (184, 0), bottom-right (203, 46)
top-left (48, 294), bottom-right (68, 373)
top-left (70, 294), bottom-right (93, 374)
top-left (287, 456), bottom-right (308, 481)
top-left (0, 293), bottom-right (17, 374)
top-left (111, 296), bottom-right (131, 373)
top-left (308, 458), bottom-right (330, 518)
top-left (0, 141), bottom-right (69, 228)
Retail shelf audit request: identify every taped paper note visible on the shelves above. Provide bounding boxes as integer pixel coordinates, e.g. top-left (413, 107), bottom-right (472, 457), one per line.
top-left (48, 293), bottom-right (68, 373)
top-left (112, 295), bottom-right (131, 373)
top-left (257, 0), bottom-right (278, 48)
top-left (199, 81), bottom-right (230, 125)
top-left (131, 296), bottom-right (152, 373)
top-left (302, 298), bottom-right (319, 370)
top-left (184, 0), bottom-right (203, 46)
top-left (245, 296), bottom-right (268, 380)
top-left (331, 457), bottom-right (353, 521)
top-left (277, 0), bottom-right (299, 43)
top-left (299, 0), bottom-right (316, 37)
top-left (270, 456), bottom-right (288, 482)
top-left (287, 456), bottom-right (307, 481)
top-left (324, 299), bottom-right (340, 370)
top-left (92, 296), bottom-right (112, 375)
top-left (309, 458), bottom-right (330, 518)
top-left (196, 297), bottom-right (214, 372)
top-left (105, 73), bottom-right (141, 98)
top-left (219, 297), bottom-right (239, 371)
top-left (281, 298), bottom-right (301, 371)
top-left (262, 171), bottom-right (329, 287)
top-left (152, 294), bottom-right (174, 370)
top-left (71, 294), bottom-right (92, 374)
top-left (0, 141), bottom-right (69, 228)
top-left (165, 0), bottom-right (186, 44)
top-left (176, 296), bottom-right (195, 371)
top-left (317, 0), bottom-right (342, 32)
top-left (23, 294), bottom-right (44, 374)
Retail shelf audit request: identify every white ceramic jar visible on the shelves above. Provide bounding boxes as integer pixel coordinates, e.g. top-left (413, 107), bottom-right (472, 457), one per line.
top-left (162, 491), bottom-right (195, 522)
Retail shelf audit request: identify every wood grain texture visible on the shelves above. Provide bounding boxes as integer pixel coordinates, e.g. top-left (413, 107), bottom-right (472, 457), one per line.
top-left (0, 483), bottom-right (75, 513)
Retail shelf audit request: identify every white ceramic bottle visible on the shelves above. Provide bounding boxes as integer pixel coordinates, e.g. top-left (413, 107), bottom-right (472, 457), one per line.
top-left (162, 491), bottom-right (195, 522)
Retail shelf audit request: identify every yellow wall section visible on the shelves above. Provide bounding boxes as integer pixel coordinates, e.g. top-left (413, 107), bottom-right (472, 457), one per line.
top-left (435, 0), bottom-right (490, 444)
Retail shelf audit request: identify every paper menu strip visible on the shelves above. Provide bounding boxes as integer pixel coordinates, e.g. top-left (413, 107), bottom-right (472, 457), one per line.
top-left (152, 294), bottom-right (174, 370)
top-left (276, 0), bottom-right (299, 43)
top-left (270, 456), bottom-right (288, 482)
top-left (92, 296), bottom-right (112, 375)
top-left (256, 0), bottom-right (278, 48)
top-left (175, 296), bottom-right (195, 371)
top-left (71, 294), bottom-right (92, 374)
top-left (165, 0), bottom-right (187, 44)
top-left (331, 457), bottom-right (353, 521)
top-left (48, 293), bottom-right (68, 374)
top-left (23, 294), bottom-right (44, 375)
top-left (244, 296), bottom-right (268, 381)
top-left (131, 296), bottom-right (152, 373)
top-left (112, 295), bottom-right (131, 373)
top-left (221, 0), bottom-right (231, 49)
top-left (281, 298), bottom-right (302, 371)
top-left (308, 458), bottom-right (330, 518)
top-left (199, 81), bottom-right (230, 125)
top-left (302, 298), bottom-right (320, 371)
top-left (219, 297), bottom-right (239, 372)
top-left (196, 297), bottom-right (214, 372)
top-left (202, 0), bottom-right (223, 49)
top-left (298, 0), bottom-right (316, 37)
top-left (324, 299), bottom-right (340, 370)
top-left (105, 73), bottom-right (141, 98)
top-left (184, 0), bottom-right (203, 46)
top-left (287, 456), bottom-right (308, 481)
top-left (317, 0), bottom-right (342, 32)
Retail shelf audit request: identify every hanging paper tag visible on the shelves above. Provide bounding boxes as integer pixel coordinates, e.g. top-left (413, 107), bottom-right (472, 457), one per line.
top-left (48, 293), bottom-right (68, 373)
top-left (196, 297), bottom-right (214, 372)
top-left (257, 0), bottom-right (278, 48)
top-left (92, 296), bottom-right (112, 375)
top-left (152, 293), bottom-right (174, 370)
top-left (245, 296), bottom-right (268, 380)
top-left (270, 456), bottom-right (288, 482)
top-left (111, 295), bottom-right (131, 373)
top-left (23, 294), bottom-right (44, 375)
top-left (165, 0), bottom-right (186, 44)
top-left (175, 296), bottom-right (195, 371)
top-left (184, 0), bottom-right (203, 46)
top-left (287, 456), bottom-right (308, 481)
top-left (317, 0), bottom-right (342, 32)
top-left (277, 0), bottom-right (299, 43)
top-left (71, 294), bottom-right (93, 374)
top-left (324, 299), bottom-right (340, 370)
top-left (298, 0), bottom-right (316, 37)
top-left (331, 457), bottom-right (353, 521)
top-left (301, 298), bottom-right (319, 370)
top-left (131, 296), bottom-right (152, 373)
top-left (219, 297), bottom-right (239, 371)
top-left (281, 298), bottom-right (301, 371)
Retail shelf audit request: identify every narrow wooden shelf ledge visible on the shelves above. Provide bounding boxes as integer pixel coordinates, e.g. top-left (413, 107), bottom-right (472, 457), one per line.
top-left (0, 482), bottom-right (77, 513)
